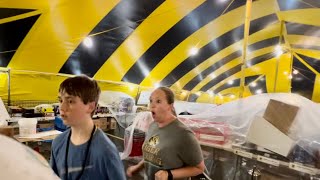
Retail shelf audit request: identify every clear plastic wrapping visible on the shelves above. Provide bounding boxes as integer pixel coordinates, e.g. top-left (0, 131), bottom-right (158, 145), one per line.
top-left (120, 112), bottom-right (153, 160)
top-left (178, 93), bottom-right (320, 176)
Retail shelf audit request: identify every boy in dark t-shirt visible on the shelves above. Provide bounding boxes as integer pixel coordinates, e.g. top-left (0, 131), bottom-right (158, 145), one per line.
top-left (50, 75), bottom-right (125, 180)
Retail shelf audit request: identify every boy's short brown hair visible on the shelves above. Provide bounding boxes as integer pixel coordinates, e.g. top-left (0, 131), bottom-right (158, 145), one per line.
top-left (59, 75), bottom-right (101, 106)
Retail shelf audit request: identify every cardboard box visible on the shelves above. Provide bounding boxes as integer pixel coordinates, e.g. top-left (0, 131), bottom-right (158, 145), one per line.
top-left (247, 116), bottom-right (295, 157)
top-left (37, 122), bottom-right (55, 129)
top-left (109, 117), bottom-right (117, 129)
top-left (0, 126), bottom-right (15, 137)
top-left (263, 99), bottom-right (299, 135)
top-left (93, 118), bottom-right (109, 131)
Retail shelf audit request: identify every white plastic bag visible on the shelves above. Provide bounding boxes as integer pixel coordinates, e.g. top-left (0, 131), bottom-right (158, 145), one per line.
top-left (0, 134), bottom-right (59, 180)
top-left (120, 112), bottom-right (153, 160)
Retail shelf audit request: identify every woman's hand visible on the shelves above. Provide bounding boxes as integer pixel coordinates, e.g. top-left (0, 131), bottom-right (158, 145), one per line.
top-left (126, 160), bottom-right (144, 177)
top-left (126, 165), bottom-right (139, 177)
top-left (155, 170), bottom-right (168, 180)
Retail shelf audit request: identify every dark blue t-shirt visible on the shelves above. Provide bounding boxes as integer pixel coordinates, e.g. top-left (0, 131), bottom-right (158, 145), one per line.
top-left (50, 128), bottom-right (125, 180)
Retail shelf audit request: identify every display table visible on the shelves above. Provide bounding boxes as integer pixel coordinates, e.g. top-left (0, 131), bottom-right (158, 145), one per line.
top-left (7, 117), bottom-right (55, 123)
top-left (200, 141), bottom-right (320, 179)
top-left (14, 130), bottom-right (61, 143)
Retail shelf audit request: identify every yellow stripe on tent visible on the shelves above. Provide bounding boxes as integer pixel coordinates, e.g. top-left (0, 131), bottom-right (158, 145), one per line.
top-left (8, 0), bottom-right (120, 72)
top-left (94, 0), bottom-right (205, 81)
top-left (140, 0), bottom-right (279, 87)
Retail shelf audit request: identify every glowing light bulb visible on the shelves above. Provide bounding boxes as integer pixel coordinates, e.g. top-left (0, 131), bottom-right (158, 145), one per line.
top-left (83, 37), bottom-right (93, 48)
top-left (189, 47), bottom-right (199, 56)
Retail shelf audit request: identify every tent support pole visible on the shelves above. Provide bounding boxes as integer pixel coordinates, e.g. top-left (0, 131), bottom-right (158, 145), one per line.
top-left (274, 20), bottom-right (285, 92)
top-left (239, 0), bottom-right (252, 98)
top-left (7, 68), bottom-right (10, 106)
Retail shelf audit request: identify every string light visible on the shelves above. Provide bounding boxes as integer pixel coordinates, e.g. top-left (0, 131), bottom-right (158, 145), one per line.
top-left (256, 89), bottom-right (262, 94)
top-left (189, 47), bottom-right (199, 56)
top-left (250, 82), bottom-right (257, 87)
top-left (83, 37), bottom-right (93, 48)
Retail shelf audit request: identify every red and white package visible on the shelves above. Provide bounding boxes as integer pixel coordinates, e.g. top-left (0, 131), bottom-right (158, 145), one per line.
top-left (179, 118), bottom-right (231, 145)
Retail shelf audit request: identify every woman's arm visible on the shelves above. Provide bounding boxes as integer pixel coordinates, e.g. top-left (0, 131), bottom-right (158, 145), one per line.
top-left (155, 161), bottom-right (205, 180)
top-left (126, 159), bottom-right (144, 177)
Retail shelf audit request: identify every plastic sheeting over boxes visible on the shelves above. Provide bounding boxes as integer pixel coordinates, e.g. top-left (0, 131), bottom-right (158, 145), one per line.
top-left (178, 93), bottom-right (320, 171)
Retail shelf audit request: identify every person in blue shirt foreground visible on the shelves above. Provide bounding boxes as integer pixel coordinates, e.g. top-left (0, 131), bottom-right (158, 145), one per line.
top-left (50, 75), bottom-right (126, 180)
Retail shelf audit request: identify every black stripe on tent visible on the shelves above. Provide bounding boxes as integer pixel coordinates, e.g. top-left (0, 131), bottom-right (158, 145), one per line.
top-left (183, 36), bottom-right (279, 90)
top-left (214, 79), bottom-right (240, 94)
top-left (0, 14), bottom-right (40, 67)
top-left (166, 15), bottom-right (277, 88)
top-left (201, 64), bottom-right (242, 92)
top-left (302, 0), bottom-right (320, 7)
top-left (249, 36), bottom-right (279, 51)
top-left (245, 75), bottom-right (260, 86)
top-left (195, 75), bottom-right (264, 102)
top-left (212, 75), bottom-right (267, 97)
top-left (0, 52), bottom-right (14, 67)
top-left (225, 0), bottom-right (259, 14)
top-left (187, 94), bottom-right (199, 102)
top-left (296, 53), bottom-right (320, 72)
top-left (163, 14), bottom-right (278, 88)
top-left (286, 22), bottom-right (320, 37)
top-left (0, 8), bottom-right (35, 19)
top-left (59, 0), bottom-right (165, 77)
top-left (122, 0), bottom-right (247, 84)
top-left (160, 14), bottom-right (278, 87)
top-left (277, 0), bottom-right (312, 11)
top-left (292, 56), bottom-right (315, 100)
top-left (184, 51), bottom-right (242, 90)
top-left (200, 51), bottom-right (274, 92)
top-left (222, 0), bottom-right (256, 15)
top-left (292, 44), bottom-right (320, 51)
top-left (247, 75), bottom-right (267, 94)
top-left (247, 52), bottom-right (275, 67)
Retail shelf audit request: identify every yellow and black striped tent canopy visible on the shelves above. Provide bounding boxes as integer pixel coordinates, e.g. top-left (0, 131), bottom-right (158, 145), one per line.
top-left (0, 0), bottom-right (319, 103)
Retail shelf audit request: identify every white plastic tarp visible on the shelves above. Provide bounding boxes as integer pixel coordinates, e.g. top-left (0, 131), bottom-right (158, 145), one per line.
top-left (179, 93), bottom-right (320, 141)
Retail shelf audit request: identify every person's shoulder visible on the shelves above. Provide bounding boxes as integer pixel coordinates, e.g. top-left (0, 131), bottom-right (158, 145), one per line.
top-left (92, 129), bottom-right (121, 161)
top-left (149, 121), bottom-right (157, 128)
top-left (93, 129), bottom-right (118, 152)
top-left (52, 129), bottom-right (70, 149)
top-left (174, 119), bottom-right (193, 133)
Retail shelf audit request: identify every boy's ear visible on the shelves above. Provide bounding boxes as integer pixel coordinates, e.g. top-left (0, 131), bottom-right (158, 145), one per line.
top-left (87, 102), bottom-right (96, 114)
top-left (169, 103), bottom-right (174, 110)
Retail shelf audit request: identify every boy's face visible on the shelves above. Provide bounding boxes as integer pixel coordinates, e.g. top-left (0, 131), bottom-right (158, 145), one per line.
top-left (58, 92), bottom-right (94, 126)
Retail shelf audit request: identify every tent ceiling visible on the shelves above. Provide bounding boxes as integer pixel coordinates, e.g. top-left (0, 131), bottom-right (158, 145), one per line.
top-left (0, 0), bottom-right (320, 101)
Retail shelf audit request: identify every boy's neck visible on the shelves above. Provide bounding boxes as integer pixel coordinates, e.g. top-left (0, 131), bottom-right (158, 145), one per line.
top-left (70, 119), bottom-right (95, 145)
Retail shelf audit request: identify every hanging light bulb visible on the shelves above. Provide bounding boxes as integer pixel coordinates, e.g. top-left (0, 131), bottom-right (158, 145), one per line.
top-left (275, 45), bottom-right (283, 57)
top-left (154, 83), bottom-right (160, 88)
top-left (83, 37), bottom-right (93, 48)
top-left (250, 82), bottom-right (257, 87)
top-left (189, 47), bottom-right (199, 56)
top-left (293, 69), bottom-right (299, 75)
top-left (207, 90), bottom-right (214, 97)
